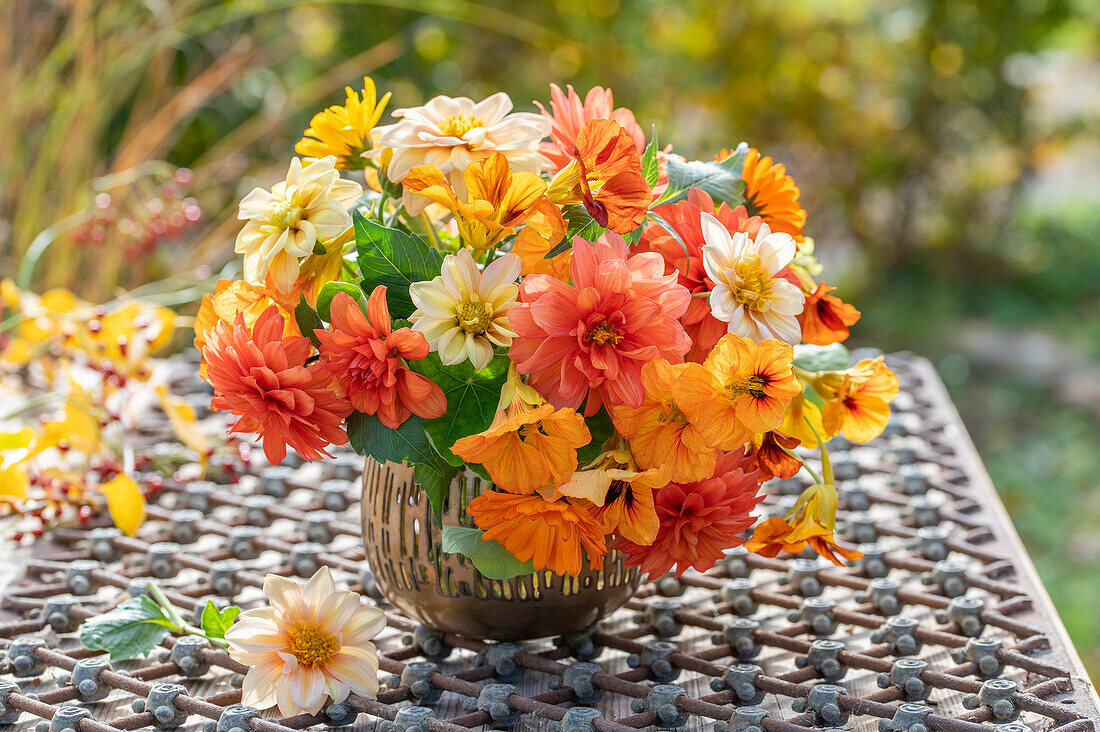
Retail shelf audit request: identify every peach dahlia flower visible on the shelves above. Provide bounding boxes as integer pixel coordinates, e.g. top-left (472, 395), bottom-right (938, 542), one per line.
top-left (225, 567), bottom-right (386, 717)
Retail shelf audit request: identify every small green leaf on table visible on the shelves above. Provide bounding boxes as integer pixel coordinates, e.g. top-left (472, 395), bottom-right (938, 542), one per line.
top-left (199, 601), bottom-right (241, 640)
top-left (441, 526), bottom-right (535, 580)
top-left (79, 596), bottom-right (175, 660)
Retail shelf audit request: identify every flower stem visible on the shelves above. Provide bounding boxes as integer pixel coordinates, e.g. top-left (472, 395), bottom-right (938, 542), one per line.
top-left (418, 212), bottom-right (442, 250)
top-left (803, 416), bottom-right (834, 486)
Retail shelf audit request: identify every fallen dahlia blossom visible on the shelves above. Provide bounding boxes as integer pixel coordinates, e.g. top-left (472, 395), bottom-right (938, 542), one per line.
top-left (202, 305), bottom-right (350, 464)
top-left (614, 449), bottom-right (766, 577)
top-left (314, 288), bottom-right (446, 429)
top-left (225, 567), bottom-right (386, 716)
top-left (508, 232), bottom-right (691, 416)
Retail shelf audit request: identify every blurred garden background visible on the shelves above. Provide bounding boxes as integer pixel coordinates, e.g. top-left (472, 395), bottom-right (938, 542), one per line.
top-left (2, 0), bottom-right (1098, 674)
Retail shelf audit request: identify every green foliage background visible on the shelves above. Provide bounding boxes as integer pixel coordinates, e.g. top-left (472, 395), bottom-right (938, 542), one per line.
top-left (3, 0), bottom-right (1098, 676)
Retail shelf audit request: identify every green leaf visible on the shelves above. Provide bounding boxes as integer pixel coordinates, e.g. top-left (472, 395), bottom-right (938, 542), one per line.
top-left (408, 353), bottom-right (509, 465)
top-left (793, 343), bottom-right (851, 373)
top-left (79, 596), bottom-right (175, 660)
top-left (354, 212), bottom-right (443, 319)
top-left (545, 205), bottom-right (606, 259)
top-left (659, 153), bottom-right (747, 208)
top-left (294, 295), bottom-right (323, 348)
top-left (346, 412), bottom-right (437, 465)
top-left (642, 128), bottom-right (661, 188)
top-left (413, 460), bottom-right (459, 525)
top-left (199, 601), bottom-right (240, 640)
top-left (578, 408), bottom-right (615, 465)
top-left (441, 526), bottom-right (535, 580)
top-left (316, 281), bottom-right (366, 322)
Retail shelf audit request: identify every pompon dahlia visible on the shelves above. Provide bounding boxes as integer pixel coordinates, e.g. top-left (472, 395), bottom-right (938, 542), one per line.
top-left (613, 449), bottom-right (766, 578)
top-left (509, 232), bottom-right (691, 416)
top-left (638, 189), bottom-right (765, 362)
top-left (202, 305), bottom-right (350, 464)
top-left (535, 84), bottom-right (646, 173)
top-left (315, 288), bottom-right (446, 430)
top-left (467, 491), bottom-right (607, 576)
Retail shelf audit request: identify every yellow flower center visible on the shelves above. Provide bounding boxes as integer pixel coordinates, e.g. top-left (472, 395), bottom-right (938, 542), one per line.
top-left (585, 322), bottom-right (623, 346)
top-left (456, 296), bottom-right (495, 335)
top-left (732, 254), bottom-right (775, 309)
top-left (270, 200), bottom-right (304, 229)
top-left (288, 623), bottom-right (339, 668)
top-left (439, 114), bottom-right (485, 138)
top-left (728, 373), bottom-right (770, 400)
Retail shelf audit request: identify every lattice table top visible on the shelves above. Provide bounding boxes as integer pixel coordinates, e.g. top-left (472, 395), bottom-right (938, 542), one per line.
top-left (1, 354), bottom-right (1098, 732)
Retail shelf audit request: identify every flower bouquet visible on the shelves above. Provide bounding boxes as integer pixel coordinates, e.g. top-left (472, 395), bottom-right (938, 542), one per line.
top-left (197, 78), bottom-right (899, 601)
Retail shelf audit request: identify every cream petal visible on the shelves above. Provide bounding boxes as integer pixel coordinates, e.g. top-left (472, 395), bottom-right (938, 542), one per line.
top-left (472, 91), bottom-right (513, 123)
top-left (467, 336), bottom-right (494, 369)
top-left (288, 666), bottom-right (328, 716)
top-left (324, 674), bottom-right (351, 704)
top-left (766, 280), bottom-right (806, 316)
top-left (699, 212), bottom-right (733, 250)
top-left (285, 158), bottom-right (304, 186)
top-left (241, 660), bottom-right (283, 711)
top-left (263, 574), bottom-right (305, 617)
top-left (275, 675), bottom-right (296, 718)
top-left (479, 253), bottom-right (521, 296)
top-left (268, 250), bottom-right (300, 293)
top-left (340, 606), bottom-right (387, 645)
top-left (325, 646), bottom-right (379, 698)
top-left (701, 244), bottom-right (732, 286)
top-left (437, 327), bottom-right (467, 366)
top-left (410, 281), bottom-right (460, 317)
top-left (500, 148), bottom-right (545, 172)
top-left (708, 285), bottom-right (735, 322)
top-left (755, 232), bottom-right (797, 273)
top-left (302, 566), bottom-right (337, 623)
top-left (238, 188), bottom-right (276, 219)
top-left (386, 147), bottom-right (426, 182)
top-left (413, 317), bottom-right (458, 347)
top-left (761, 311), bottom-right (802, 345)
top-left (317, 591), bottom-right (362, 636)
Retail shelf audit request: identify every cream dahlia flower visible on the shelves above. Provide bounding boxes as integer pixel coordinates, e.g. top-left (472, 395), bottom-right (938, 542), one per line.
top-left (224, 567), bottom-right (385, 717)
top-left (235, 156), bottom-right (362, 292)
top-left (373, 93), bottom-right (549, 213)
top-left (700, 212), bottom-right (805, 344)
top-left (410, 249), bottom-right (520, 369)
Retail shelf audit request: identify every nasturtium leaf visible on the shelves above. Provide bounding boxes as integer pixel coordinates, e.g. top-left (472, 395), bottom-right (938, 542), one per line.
top-left (659, 147), bottom-right (748, 208)
top-left (79, 596), bottom-right (174, 660)
top-left (793, 343), bottom-right (851, 373)
top-left (199, 601), bottom-right (241, 640)
top-left (408, 353), bottom-right (509, 466)
top-left (346, 412), bottom-right (438, 466)
top-left (354, 212), bottom-right (443, 319)
top-left (316, 280), bottom-right (366, 322)
top-left (441, 526), bottom-right (535, 580)
top-left (413, 459), bottom-right (459, 526)
top-left (98, 473), bottom-right (146, 537)
top-left (294, 295), bottom-right (323, 347)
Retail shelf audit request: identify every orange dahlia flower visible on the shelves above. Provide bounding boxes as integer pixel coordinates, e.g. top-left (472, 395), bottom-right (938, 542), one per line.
top-left (467, 491), bottom-right (606, 576)
top-left (202, 306), bottom-right (350, 464)
top-left (675, 334), bottom-right (800, 451)
top-left (638, 189), bottom-right (764, 362)
top-left (194, 279), bottom-right (299, 376)
top-left (740, 147), bottom-right (807, 239)
top-left (813, 357), bottom-right (899, 443)
top-left (509, 233), bottom-right (691, 416)
top-left (536, 84), bottom-right (646, 174)
top-left (610, 359), bottom-right (716, 483)
top-left (314, 289), bottom-right (445, 430)
top-left (799, 282), bottom-right (861, 346)
top-left (451, 402), bottom-right (590, 495)
top-left (613, 449), bottom-right (765, 577)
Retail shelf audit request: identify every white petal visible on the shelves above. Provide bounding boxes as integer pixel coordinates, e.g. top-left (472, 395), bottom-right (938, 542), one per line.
top-left (699, 212), bottom-right (733, 250)
top-left (479, 253), bottom-right (521, 296)
top-left (755, 232), bottom-right (797, 273)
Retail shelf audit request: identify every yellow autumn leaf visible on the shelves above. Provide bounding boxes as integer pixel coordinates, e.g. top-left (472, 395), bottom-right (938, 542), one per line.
top-left (36, 399), bottom-right (101, 454)
top-left (0, 464), bottom-right (29, 499)
top-left (98, 474), bottom-right (146, 537)
top-left (0, 427), bottom-right (34, 499)
top-left (156, 384), bottom-right (210, 467)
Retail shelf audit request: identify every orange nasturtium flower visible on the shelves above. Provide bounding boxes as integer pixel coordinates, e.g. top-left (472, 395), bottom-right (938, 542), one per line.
top-left (744, 483), bottom-right (861, 566)
top-left (511, 197), bottom-right (570, 279)
top-left (781, 390), bottom-right (827, 449)
top-left (749, 430), bottom-right (802, 481)
top-left (556, 449), bottom-right (670, 545)
top-left (813, 357), bottom-right (899, 443)
top-left (547, 119), bottom-right (650, 235)
top-left (610, 359), bottom-right (716, 484)
top-left (675, 334), bottom-right (801, 451)
top-left (467, 491), bottom-right (606, 576)
top-left (799, 282), bottom-right (861, 346)
top-left (194, 279), bottom-right (299, 376)
top-left (402, 152), bottom-right (547, 251)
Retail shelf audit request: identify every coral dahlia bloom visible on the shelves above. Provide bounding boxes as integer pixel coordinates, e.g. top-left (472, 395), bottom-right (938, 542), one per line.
top-left (610, 359), bottom-right (717, 483)
top-left (202, 306), bottom-right (350, 464)
top-left (225, 567), bottom-right (385, 716)
top-left (638, 189), bottom-right (765, 362)
top-left (509, 233), bottom-right (691, 416)
top-left (739, 147), bottom-right (807, 239)
top-left (235, 156), bottom-right (362, 292)
top-left (557, 450), bottom-right (669, 545)
top-left (467, 491), bottom-right (606, 576)
top-left (410, 249), bottom-right (520, 369)
top-left (614, 449), bottom-right (765, 578)
top-left (373, 92), bottom-right (549, 206)
top-left (536, 84), bottom-right (646, 173)
top-left (315, 288), bottom-right (445, 429)
top-left (701, 212), bottom-right (805, 344)
top-left (799, 282), bottom-right (861, 346)
top-left (675, 334), bottom-right (801, 450)
top-left (295, 76), bottom-right (391, 169)
top-left (452, 402), bottom-right (590, 495)
top-left (813, 357), bottom-right (899, 443)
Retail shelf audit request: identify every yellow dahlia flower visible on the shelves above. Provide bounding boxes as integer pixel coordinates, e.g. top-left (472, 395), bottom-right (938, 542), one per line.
top-left (235, 156), bottom-right (362, 292)
top-left (295, 77), bottom-right (391, 170)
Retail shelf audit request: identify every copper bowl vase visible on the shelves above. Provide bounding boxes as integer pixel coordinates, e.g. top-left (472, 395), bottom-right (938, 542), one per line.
top-left (361, 459), bottom-right (641, 640)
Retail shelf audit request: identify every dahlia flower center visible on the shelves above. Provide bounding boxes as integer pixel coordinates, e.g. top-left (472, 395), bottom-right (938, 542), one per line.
top-left (728, 374), bottom-right (770, 400)
top-left (585, 321), bottom-right (623, 347)
top-left (270, 199), bottom-right (304, 229)
top-left (732, 254), bottom-right (775, 309)
top-left (456, 296), bottom-right (495, 335)
top-left (440, 114), bottom-right (485, 138)
top-left (287, 623), bottom-right (339, 668)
